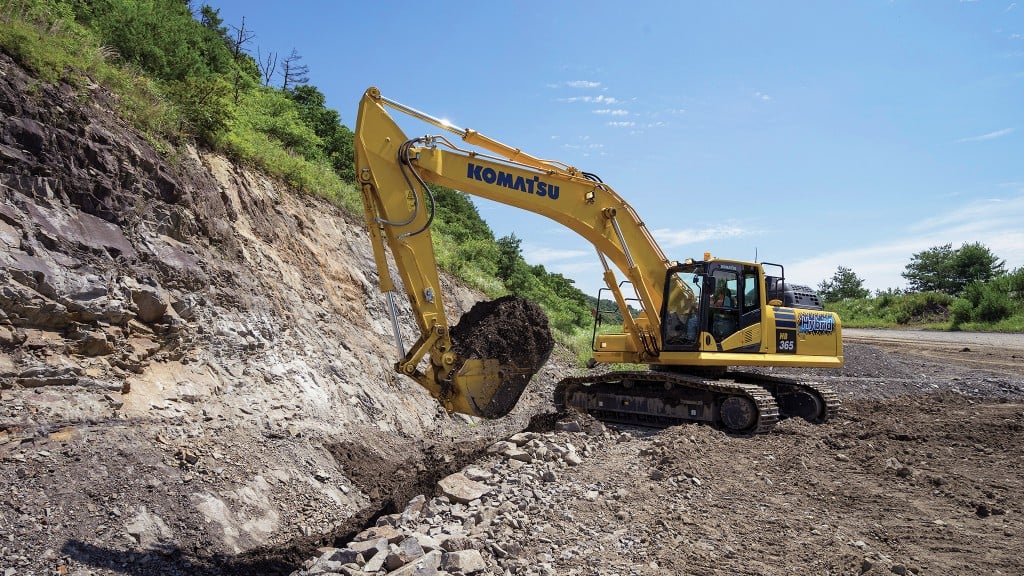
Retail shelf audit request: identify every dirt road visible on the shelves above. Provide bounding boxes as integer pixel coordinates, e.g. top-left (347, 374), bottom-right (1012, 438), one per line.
top-left (844, 328), bottom-right (1024, 374)
top-left (843, 328), bottom-right (1024, 351)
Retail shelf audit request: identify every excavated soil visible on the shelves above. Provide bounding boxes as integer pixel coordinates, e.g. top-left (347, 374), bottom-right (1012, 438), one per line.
top-left (450, 296), bottom-right (554, 372)
top-left (450, 296), bottom-right (554, 418)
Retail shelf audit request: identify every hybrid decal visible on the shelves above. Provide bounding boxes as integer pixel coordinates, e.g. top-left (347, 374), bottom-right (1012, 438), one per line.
top-left (466, 163), bottom-right (560, 199)
top-left (798, 312), bottom-right (835, 335)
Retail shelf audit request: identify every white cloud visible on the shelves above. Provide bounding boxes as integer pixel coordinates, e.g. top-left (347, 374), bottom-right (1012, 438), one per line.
top-left (593, 109), bottom-right (630, 116)
top-left (557, 95), bottom-right (620, 104)
top-left (651, 224), bottom-right (751, 248)
top-left (1007, 3), bottom-right (1018, 12)
top-left (788, 195), bottom-right (1024, 290)
top-left (607, 121), bottom-right (636, 127)
top-left (956, 128), bottom-right (1015, 142)
top-left (560, 142), bottom-right (604, 150)
top-left (522, 246), bottom-right (591, 264)
top-left (566, 80), bottom-right (601, 89)
top-left (754, 91), bottom-right (771, 101)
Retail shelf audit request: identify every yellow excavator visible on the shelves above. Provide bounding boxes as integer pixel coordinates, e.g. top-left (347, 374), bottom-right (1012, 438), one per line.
top-left (355, 87), bottom-right (842, 434)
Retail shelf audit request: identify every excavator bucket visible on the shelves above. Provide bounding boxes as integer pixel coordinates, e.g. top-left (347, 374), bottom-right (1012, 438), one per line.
top-left (449, 296), bottom-right (554, 418)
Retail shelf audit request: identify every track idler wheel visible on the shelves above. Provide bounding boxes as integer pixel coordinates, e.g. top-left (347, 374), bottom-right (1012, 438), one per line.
top-left (777, 389), bottom-right (825, 422)
top-left (720, 396), bottom-right (758, 432)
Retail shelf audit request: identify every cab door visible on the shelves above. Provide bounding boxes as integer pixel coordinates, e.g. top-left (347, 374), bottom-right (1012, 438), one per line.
top-left (660, 264), bottom-right (707, 352)
top-left (705, 263), bottom-right (764, 352)
top-left (739, 266), bottom-right (762, 331)
top-left (707, 264), bottom-right (740, 343)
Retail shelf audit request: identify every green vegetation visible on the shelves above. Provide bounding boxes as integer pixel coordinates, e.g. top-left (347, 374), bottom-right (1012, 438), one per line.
top-left (817, 266), bottom-right (870, 302)
top-left (0, 0), bottom-right (600, 356)
top-left (825, 291), bottom-right (956, 329)
top-left (1, 0), bottom-right (360, 206)
top-left (950, 268), bottom-right (1024, 331)
top-left (902, 242), bottom-right (1006, 296)
top-left (819, 245), bottom-right (1023, 332)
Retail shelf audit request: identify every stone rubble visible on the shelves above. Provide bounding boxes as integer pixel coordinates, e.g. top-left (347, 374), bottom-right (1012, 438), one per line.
top-left (291, 420), bottom-right (607, 576)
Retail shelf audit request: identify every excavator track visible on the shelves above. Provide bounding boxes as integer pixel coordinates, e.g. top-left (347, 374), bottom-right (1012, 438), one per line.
top-left (554, 370), bottom-right (839, 434)
top-left (554, 371), bottom-right (780, 434)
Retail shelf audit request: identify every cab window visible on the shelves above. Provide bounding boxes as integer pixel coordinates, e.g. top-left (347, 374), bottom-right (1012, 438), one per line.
top-left (742, 268), bottom-right (759, 314)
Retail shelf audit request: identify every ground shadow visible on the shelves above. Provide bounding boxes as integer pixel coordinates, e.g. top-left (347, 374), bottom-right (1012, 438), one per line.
top-left (61, 538), bottom-right (304, 576)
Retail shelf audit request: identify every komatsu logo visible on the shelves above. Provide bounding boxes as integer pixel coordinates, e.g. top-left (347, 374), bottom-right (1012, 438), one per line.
top-left (798, 313), bottom-right (835, 335)
top-left (466, 163), bottom-right (560, 200)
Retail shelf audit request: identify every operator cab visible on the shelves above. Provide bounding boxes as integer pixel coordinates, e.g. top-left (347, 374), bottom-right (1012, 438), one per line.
top-left (661, 260), bottom-right (764, 352)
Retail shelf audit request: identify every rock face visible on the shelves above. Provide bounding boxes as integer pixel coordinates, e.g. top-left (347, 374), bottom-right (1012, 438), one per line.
top-left (0, 52), bottom-right (574, 575)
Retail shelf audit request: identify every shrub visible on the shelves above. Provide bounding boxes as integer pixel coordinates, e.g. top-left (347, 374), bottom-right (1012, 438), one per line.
top-left (891, 292), bottom-right (952, 324)
top-left (950, 298), bottom-right (973, 326)
top-left (975, 290), bottom-right (1011, 322)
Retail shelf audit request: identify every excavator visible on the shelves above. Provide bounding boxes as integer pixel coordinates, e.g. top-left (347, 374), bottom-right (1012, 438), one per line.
top-left (354, 87), bottom-right (842, 434)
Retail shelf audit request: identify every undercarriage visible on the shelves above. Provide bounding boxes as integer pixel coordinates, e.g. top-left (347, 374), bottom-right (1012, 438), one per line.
top-left (554, 369), bottom-right (840, 434)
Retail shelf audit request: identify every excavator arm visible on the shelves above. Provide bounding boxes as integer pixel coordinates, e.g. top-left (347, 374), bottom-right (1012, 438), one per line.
top-left (355, 87), bottom-right (677, 417)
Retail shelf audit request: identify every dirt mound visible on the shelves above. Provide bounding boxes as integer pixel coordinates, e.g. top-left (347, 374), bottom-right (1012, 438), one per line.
top-left (450, 296), bottom-right (554, 417)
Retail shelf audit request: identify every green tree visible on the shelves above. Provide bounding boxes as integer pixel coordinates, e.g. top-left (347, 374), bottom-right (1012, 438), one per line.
top-left (817, 266), bottom-right (870, 303)
top-left (81, 0), bottom-right (233, 81)
top-left (496, 233), bottom-right (523, 283)
top-left (951, 242), bottom-right (1006, 293)
top-left (287, 85), bottom-right (355, 181)
top-left (431, 186), bottom-right (492, 244)
top-left (495, 233), bottom-right (534, 294)
top-left (903, 242), bottom-right (1006, 295)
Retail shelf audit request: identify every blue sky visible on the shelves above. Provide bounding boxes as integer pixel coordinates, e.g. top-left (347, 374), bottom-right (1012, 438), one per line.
top-left (209, 0), bottom-right (1023, 297)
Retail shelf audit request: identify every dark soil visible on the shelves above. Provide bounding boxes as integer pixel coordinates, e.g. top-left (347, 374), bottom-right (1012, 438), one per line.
top-left (450, 296), bottom-right (554, 417)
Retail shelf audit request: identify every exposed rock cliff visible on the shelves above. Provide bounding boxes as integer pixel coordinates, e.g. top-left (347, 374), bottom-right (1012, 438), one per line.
top-left (0, 52), bottom-right (571, 573)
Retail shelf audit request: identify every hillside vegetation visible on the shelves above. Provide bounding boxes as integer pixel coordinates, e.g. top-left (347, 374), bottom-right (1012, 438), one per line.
top-left (0, 0), bottom-right (596, 348)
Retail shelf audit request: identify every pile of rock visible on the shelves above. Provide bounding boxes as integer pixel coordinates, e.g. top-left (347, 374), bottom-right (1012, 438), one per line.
top-left (292, 422), bottom-right (603, 576)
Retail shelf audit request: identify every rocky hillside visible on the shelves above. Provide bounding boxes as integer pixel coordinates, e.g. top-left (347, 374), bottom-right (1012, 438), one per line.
top-left (0, 52), bottom-right (575, 574)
